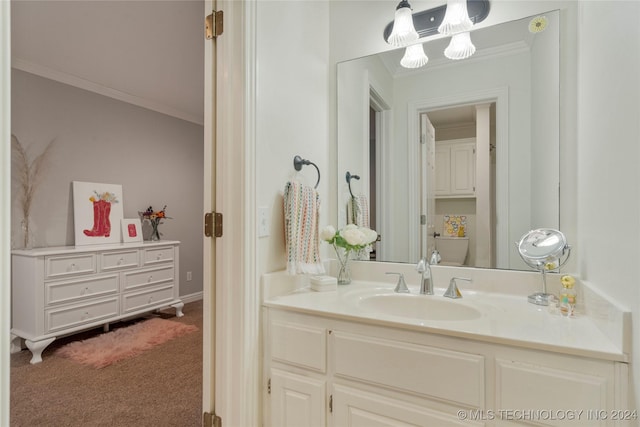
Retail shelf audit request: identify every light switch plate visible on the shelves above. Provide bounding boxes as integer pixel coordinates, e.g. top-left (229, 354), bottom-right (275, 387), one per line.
top-left (258, 206), bottom-right (269, 237)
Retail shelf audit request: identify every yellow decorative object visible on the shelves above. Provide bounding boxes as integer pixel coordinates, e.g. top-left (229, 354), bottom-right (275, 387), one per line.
top-left (529, 15), bottom-right (548, 33)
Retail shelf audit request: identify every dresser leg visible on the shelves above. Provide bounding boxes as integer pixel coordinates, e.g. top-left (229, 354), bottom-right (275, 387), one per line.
top-left (171, 301), bottom-right (185, 317)
top-left (25, 337), bottom-right (56, 364)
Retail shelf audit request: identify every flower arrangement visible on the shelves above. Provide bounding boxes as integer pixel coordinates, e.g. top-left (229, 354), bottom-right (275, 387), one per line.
top-left (139, 206), bottom-right (170, 241)
top-left (320, 224), bottom-right (378, 284)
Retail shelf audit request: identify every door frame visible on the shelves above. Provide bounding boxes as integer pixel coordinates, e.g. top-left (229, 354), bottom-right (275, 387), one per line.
top-left (1, 1), bottom-right (11, 424)
top-left (407, 87), bottom-right (509, 267)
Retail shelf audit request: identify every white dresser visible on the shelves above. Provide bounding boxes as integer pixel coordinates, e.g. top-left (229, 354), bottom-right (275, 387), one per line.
top-left (11, 240), bottom-right (183, 364)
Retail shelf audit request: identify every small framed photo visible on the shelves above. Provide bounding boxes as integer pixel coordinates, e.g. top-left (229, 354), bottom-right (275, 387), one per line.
top-left (121, 218), bottom-right (143, 243)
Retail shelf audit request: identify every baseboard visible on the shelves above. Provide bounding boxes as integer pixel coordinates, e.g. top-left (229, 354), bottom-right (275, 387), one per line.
top-left (180, 292), bottom-right (203, 304)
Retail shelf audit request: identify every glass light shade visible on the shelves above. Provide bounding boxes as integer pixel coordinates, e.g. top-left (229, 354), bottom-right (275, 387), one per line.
top-left (400, 43), bottom-right (428, 68)
top-left (387, 4), bottom-right (419, 47)
top-left (438, 0), bottom-right (473, 35)
top-left (444, 32), bottom-right (476, 60)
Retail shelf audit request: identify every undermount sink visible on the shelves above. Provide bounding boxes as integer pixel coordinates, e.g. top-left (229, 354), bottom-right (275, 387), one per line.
top-left (357, 293), bottom-right (482, 321)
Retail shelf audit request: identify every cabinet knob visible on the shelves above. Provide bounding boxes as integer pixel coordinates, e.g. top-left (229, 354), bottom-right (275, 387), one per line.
top-left (156, 253), bottom-right (163, 260)
top-left (117, 258), bottom-right (124, 265)
top-left (148, 276), bottom-right (153, 282)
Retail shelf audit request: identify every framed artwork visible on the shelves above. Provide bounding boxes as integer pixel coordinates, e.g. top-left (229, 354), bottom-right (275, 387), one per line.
top-left (121, 218), bottom-right (143, 243)
top-left (73, 181), bottom-right (124, 246)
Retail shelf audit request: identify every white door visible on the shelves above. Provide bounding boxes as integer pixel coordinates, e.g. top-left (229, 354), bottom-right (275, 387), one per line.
top-left (420, 113), bottom-right (436, 260)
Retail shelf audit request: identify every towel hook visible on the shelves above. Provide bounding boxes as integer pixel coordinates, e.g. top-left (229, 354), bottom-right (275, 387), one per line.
top-left (293, 155), bottom-right (320, 189)
top-left (346, 171), bottom-right (360, 198)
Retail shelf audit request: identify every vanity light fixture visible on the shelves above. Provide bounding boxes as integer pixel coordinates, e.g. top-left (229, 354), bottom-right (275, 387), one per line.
top-left (387, 0), bottom-right (419, 47)
top-left (400, 43), bottom-right (429, 68)
top-left (444, 31), bottom-right (476, 60)
top-left (438, 0), bottom-right (473, 35)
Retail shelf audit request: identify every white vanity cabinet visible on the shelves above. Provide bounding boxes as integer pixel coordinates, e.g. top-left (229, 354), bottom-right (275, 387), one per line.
top-left (263, 308), bottom-right (629, 427)
top-left (435, 138), bottom-right (476, 198)
top-left (11, 241), bottom-right (183, 364)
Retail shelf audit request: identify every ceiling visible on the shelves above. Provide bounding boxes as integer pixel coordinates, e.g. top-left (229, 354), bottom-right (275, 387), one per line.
top-left (11, 0), bottom-right (205, 125)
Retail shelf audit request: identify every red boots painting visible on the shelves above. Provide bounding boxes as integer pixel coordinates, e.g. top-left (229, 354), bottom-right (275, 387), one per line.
top-left (83, 191), bottom-right (118, 238)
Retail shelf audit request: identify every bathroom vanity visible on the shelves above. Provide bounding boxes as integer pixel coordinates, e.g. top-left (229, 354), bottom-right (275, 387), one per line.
top-left (11, 241), bottom-right (183, 363)
top-left (262, 268), bottom-right (631, 427)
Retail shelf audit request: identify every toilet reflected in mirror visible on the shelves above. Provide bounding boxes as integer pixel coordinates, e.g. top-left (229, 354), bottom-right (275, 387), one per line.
top-left (435, 236), bottom-right (469, 266)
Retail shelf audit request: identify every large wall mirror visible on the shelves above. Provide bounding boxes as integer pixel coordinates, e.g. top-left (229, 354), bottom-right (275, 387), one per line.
top-left (337, 10), bottom-right (560, 271)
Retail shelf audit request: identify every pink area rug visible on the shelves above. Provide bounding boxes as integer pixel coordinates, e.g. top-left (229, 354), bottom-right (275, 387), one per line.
top-left (55, 318), bottom-right (198, 368)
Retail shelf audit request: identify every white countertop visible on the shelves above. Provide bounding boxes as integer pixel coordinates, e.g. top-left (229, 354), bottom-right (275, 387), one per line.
top-left (263, 279), bottom-right (628, 363)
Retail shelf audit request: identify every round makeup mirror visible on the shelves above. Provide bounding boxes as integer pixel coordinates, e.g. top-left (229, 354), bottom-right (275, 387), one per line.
top-left (517, 228), bottom-right (571, 305)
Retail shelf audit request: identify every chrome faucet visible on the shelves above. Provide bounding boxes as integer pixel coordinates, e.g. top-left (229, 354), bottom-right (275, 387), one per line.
top-left (444, 277), bottom-right (472, 299)
top-left (416, 257), bottom-right (433, 295)
top-left (386, 272), bottom-right (410, 293)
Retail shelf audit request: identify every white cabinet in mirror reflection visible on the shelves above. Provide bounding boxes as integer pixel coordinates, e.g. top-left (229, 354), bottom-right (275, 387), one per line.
top-left (435, 138), bottom-right (476, 198)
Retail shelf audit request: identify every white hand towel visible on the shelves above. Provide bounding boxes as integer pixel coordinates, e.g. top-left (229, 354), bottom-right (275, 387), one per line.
top-left (347, 194), bottom-right (370, 228)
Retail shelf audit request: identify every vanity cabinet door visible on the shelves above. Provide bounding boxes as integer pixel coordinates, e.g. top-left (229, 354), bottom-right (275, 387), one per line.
top-left (270, 368), bottom-right (326, 427)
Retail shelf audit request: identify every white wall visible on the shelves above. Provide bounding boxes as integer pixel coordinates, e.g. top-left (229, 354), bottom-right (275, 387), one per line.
top-left (256, 0), bottom-right (330, 275)
top-left (576, 1), bottom-right (640, 410)
top-left (11, 70), bottom-right (204, 297)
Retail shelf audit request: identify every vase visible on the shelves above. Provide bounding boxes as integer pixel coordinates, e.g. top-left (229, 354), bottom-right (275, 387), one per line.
top-left (335, 247), bottom-right (352, 285)
top-left (20, 217), bottom-right (34, 250)
top-left (150, 220), bottom-right (161, 241)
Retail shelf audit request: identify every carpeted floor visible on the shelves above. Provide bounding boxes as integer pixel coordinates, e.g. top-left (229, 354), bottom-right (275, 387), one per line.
top-left (10, 300), bottom-right (203, 427)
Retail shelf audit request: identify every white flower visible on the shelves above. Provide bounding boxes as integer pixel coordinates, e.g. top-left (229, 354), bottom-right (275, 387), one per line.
top-left (360, 227), bottom-right (378, 244)
top-left (320, 225), bottom-right (336, 242)
top-left (342, 228), bottom-right (366, 246)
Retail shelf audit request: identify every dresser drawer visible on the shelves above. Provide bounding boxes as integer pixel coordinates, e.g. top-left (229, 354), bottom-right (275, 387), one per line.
top-left (143, 246), bottom-right (174, 266)
top-left (45, 254), bottom-right (96, 279)
top-left (121, 284), bottom-right (175, 314)
top-left (100, 250), bottom-right (140, 271)
top-left (45, 297), bottom-right (119, 333)
top-left (45, 274), bottom-right (119, 306)
top-left (122, 265), bottom-right (174, 291)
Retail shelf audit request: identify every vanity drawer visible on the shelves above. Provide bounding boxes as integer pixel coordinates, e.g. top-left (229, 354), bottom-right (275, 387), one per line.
top-left (45, 254), bottom-right (96, 279)
top-left (143, 246), bottom-right (174, 266)
top-left (122, 265), bottom-right (174, 291)
top-left (270, 320), bottom-right (327, 373)
top-left (45, 297), bottom-right (119, 333)
top-left (100, 250), bottom-right (140, 271)
top-left (332, 331), bottom-right (485, 408)
top-left (45, 274), bottom-right (119, 306)
top-left (121, 284), bottom-right (175, 314)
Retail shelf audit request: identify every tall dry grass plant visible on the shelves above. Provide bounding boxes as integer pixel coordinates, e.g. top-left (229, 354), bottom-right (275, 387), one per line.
top-left (11, 134), bottom-right (55, 248)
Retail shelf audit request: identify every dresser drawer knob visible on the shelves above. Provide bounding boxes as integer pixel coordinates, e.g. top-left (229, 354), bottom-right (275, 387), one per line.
top-left (67, 263), bottom-right (77, 272)
top-left (117, 258), bottom-right (124, 265)
top-left (156, 253), bottom-right (163, 260)
top-left (148, 276), bottom-right (153, 282)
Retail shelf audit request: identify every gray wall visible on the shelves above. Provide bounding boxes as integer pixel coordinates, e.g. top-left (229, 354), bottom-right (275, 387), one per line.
top-left (11, 70), bottom-right (204, 297)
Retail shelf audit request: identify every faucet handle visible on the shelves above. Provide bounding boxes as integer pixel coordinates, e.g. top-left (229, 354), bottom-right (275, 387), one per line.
top-left (386, 272), bottom-right (410, 293)
top-left (444, 277), bottom-right (472, 299)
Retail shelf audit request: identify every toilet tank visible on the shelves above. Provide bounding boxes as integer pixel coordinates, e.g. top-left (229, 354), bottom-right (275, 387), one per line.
top-left (435, 236), bottom-right (469, 266)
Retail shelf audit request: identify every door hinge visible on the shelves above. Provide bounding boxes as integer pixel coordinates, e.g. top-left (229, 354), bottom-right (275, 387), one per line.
top-left (267, 378), bottom-right (271, 394)
top-left (205, 10), bottom-right (223, 40)
top-left (420, 214), bottom-right (426, 225)
top-left (329, 394), bottom-right (333, 413)
top-left (203, 412), bottom-right (222, 427)
top-left (204, 212), bottom-right (223, 237)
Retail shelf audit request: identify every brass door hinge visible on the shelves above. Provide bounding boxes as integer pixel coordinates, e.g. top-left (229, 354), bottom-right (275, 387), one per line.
top-left (205, 10), bottom-right (223, 40)
top-left (203, 412), bottom-right (222, 427)
top-left (204, 212), bottom-right (223, 237)
top-left (329, 394), bottom-right (333, 413)
top-left (267, 378), bottom-right (271, 394)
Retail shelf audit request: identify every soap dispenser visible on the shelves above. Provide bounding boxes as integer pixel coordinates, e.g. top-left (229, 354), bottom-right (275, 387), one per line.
top-left (558, 275), bottom-right (576, 317)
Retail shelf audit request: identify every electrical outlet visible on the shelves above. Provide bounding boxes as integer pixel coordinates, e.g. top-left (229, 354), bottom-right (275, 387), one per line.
top-left (258, 206), bottom-right (270, 237)
top-left (186, 271), bottom-right (192, 281)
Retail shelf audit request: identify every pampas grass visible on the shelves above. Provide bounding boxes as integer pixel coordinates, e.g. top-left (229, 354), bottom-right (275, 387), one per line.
top-left (11, 134), bottom-right (55, 248)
